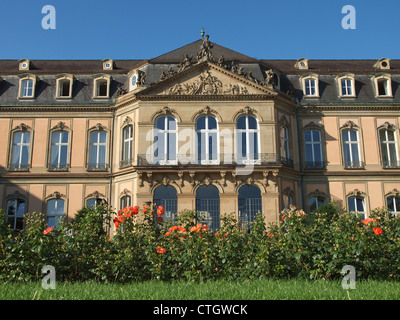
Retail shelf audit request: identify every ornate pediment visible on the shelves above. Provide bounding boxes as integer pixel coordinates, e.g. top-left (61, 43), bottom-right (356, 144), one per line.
top-left (137, 62), bottom-right (277, 99)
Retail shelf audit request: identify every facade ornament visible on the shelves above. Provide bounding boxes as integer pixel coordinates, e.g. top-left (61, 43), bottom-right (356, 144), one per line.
top-left (178, 54), bottom-right (194, 72)
top-left (220, 171), bottom-right (226, 187)
top-left (231, 170), bottom-right (238, 186)
top-left (246, 176), bottom-right (254, 185)
top-left (204, 175), bottom-right (213, 186)
top-left (119, 188), bottom-right (132, 197)
top-left (14, 123), bottom-right (31, 132)
top-left (122, 116), bottom-right (133, 127)
top-left (117, 84), bottom-right (127, 96)
top-left (346, 189), bottom-right (367, 198)
top-left (177, 171), bottom-right (184, 187)
top-left (86, 191), bottom-right (106, 200)
top-left (146, 171), bottom-right (153, 186)
top-left (197, 34), bottom-right (214, 62)
top-left (378, 121), bottom-right (396, 131)
top-left (385, 188), bottom-right (400, 197)
top-left (340, 120), bottom-right (359, 130)
top-left (161, 176), bottom-right (170, 186)
top-left (45, 191), bottom-right (66, 200)
top-left (89, 123), bottom-right (107, 131)
top-left (189, 171), bottom-right (196, 186)
top-left (137, 171), bottom-right (143, 187)
top-left (137, 70), bottom-right (146, 86)
top-left (51, 121), bottom-right (68, 131)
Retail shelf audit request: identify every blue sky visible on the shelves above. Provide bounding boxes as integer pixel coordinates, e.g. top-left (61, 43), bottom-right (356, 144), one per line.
top-left (1, 0), bottom-right (399, 60)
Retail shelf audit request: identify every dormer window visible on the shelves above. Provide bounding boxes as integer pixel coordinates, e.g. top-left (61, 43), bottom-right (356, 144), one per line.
top-left (55, 74), bottom-right (74, 99)
top-left (19, 59), bottom-right (30, 71)
top-left (336, 74), bottom-right (356, 98)
top-left (18, 74), bottom-right (37, 99)
top-left (93, 74), bottom-right (111, 98)
top-left (102, 59), bottom-right (114, 70)
top-left (295, 58), bottom-right (308, 70)
top-left (372, 74), bottom-right (392, 97)
top-left (301, 74), bottom-right (319, 97)
top-left (374, 58), bottom-right (390, 70)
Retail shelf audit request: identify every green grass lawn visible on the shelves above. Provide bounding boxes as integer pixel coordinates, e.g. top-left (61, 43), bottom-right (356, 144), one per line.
top-left (1, 279), bottom-right (400, 300)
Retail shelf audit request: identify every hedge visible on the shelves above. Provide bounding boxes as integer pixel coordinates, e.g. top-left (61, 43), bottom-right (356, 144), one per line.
top-left (1, 203), bottom-right (400, 283)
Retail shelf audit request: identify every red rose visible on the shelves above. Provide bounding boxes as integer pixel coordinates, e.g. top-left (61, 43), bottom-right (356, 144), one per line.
top-left (156, 246), bottom-right (166, 254)
top-left (373, 227), bottom-right (383, 236)
top-left (43, 227), bottom-right (53, 235)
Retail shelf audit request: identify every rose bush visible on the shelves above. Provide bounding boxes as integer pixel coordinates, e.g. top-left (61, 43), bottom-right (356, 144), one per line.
top-left (1, 202), bottom-right (400, 283)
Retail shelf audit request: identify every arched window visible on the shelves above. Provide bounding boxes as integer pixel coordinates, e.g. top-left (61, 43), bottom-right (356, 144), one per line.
top-left (379, 128), bottom-right (398, 168)
top-left (196, 185), bottom-right (220, 230)
top-left (154, 116), bottom-right (177, 165)
top-left (46, 198), bottom-right (65, 228)
top-left (348, 196), bottom-right (366, 219)
top-left (153, 185), bottom-right (178, 221)
top-left (308, 196), bottom-right (325, 214)
top-left (49, 130), bottom-right (69, 171)
top-left (121, 124), bottom-right (133, 167)
top-left (304, 129), bottom-right (323, 168)
top-left (387, 195), bottom-right (400, 217)
top-left (238, 185), bottom-right (262, 229)
top-left (120, 195), bottom-right (131, 209)
top-left (196, 115), bottom-right (219, 164)
top-left (279, 125), bottom-right (290, 163)
top-left (236, 115), bottom-right (259, 164)
top-left (342, 129), bottom-right (362, 168)
top-left (88, 130), bottom-right (108, 170)
top-left (6, 196), bottom-right (26, 230)
top-left (10, 130), bottom-right (31, 171)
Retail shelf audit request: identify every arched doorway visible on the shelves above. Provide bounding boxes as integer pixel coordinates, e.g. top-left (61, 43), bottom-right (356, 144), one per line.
top-left (153, 185), bottom-right (178, 221)
top-left (238, 185), bottom-right (262, 229)
top-left (196, 185), bottom-right (220, 230)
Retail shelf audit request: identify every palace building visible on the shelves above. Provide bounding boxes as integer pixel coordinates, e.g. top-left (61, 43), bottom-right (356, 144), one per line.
top-left (1, 36), bottom-right (400, 231)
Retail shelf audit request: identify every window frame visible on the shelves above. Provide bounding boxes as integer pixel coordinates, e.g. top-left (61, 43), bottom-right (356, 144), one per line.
top-left (18, 74), bottom-right (37, 99)
top-left (55, 74), bottom-right (74, 99)
top-left (153, 115), bottom-right (178, 165)
top-left (378, 125), bottom-right (399, 168)
top-left (304, 127), bottom-right (324, 169)
top-left (87, 124), bottom-right (109, 171)
top-left (336, 74), bottom-right (356, 98)
top-left (301, 74), bottom-right (319, 97)
top-left (236, 115), bottom-right (260, 165)
top-left (93, 74), bottom-right (111, 99)
top-left (196, 115), bottom-right (220, 165)
top-left (121, 123), bottom-right (134, 168)
top-left (340, 122), bottom-right (364, 169)
top-left (372, 74), bottom-right (393, 98)
top-left (6, 194), bottom-right (26, 231)
top-left (45, 193), bottom-right (66, 228)
top-left (8, 124), bottom-right (33, 172)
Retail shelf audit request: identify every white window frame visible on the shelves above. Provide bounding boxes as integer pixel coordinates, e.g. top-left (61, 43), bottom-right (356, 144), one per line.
top-left (342, 129), bottom-right (362, 168)
top-left (336, 74), bottom-right (356, 98)
top-left (196, 115), bottom-right (219, 165)
top-left (154, 116), bottom-right (178, 165)
top-left (236, 115), bottom-right (260, 165)
top-left (379, 128), bottom-right (399, 168)
top-left (18, 75), bottom-right (37, 99)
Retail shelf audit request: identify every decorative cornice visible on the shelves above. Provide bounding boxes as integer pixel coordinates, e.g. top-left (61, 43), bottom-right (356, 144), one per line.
top-left (346, 189), bottom-right (367, 198)
top-left (150, 106), bottom-right (181, 122)
top-left (340, 120), bottom-right (359, 130)
top-left (385, 188), bottom-right (400, 198)
top-left (45, 191), bottom-right (66, 200)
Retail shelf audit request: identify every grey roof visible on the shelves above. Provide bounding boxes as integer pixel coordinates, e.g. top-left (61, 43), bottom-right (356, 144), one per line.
top-left (1, 39), bottom-right (400, 106)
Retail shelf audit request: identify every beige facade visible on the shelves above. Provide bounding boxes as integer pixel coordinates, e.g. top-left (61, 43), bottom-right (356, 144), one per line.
top-left (1, 38), bottom-right (400, 231)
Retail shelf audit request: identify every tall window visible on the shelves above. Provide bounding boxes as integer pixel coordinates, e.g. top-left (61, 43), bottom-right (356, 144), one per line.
top-left (348, 196), bottom-right (366, 219)
top-left (309, 196), bottom-right (325, 214)
top-left (6, 198), bottom-right (25, 230)
top-left (341, 78), bottom-right (354, 96)
top-left (196, 116), bottom-right (219, 164)
top-left (377, 78), bottom-right (390, 96)
top-left (196, 185), bottom-right (220, 230)
top-left (387, 196), bottom-right (400, 217)
top-left (153, 185), bottom-right (178, 221)
top-left (154, 116), bottom-right (177, 165)
top-left (20, 79), bottom-right (34, 98)
top-left (279, 125), bottom-right (290, 163)
top-left (49, 131), bottom-right (69, 171)
top-left (88, 130), bottom-right (107, 170)
top-left (47, 199), bottom-right (65, 228)
top-left (238, 185), bottom-right (262, 230)
top-left (10, 130), bottom-right (31, 171)
top-left (120, 195), bottom-right (131, 209)
top-left (121, 125), bottom-right (133, 167)
top-left (304, 129), bottom-right (323, 168)
top-left (342, 129), bottom-right (362, 168)
top-left (379, 128), bottom-right (399, 168)
top-left (236, 115), bottom-right (259, 164)
top-left (304, 78), bottom-right (317, 96)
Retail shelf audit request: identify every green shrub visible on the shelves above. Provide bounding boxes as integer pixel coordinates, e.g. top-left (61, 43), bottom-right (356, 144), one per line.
top-left (1, 204), bottom-right (400, 283)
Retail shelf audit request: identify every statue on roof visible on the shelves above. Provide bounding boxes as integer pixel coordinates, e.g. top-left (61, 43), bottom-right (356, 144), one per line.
top-left (197, 34), bottom-right (214, 62)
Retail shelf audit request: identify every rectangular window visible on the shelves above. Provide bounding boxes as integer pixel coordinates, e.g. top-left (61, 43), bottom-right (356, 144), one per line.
top-left (96, 80), bottom-right (108, 97)
top-left (379, 129), bottom-right (399, 168)
top-left (21, 79), bottom-right (34, 97)
top-left (121, 125), bottom-right (133, 167)
top-left (59, 79), bottom-right (71, 97)
top-left (89, 131), bottom-right (107, 170)
top-left (305, 78), bottom-right (317, 96)
top-left (50, 131), bottom-right (69, 170)
top-left (47, 199), bottom-right (65, 228)
top-left (387, 196), bottom-right (400, 216)
top-left (6, 199), bottom-right (25, 230)
top-left (348, 196), bottom-right (365, 219)
top-left (342, 129), bottom-right (362, 168)
top-left (10, 131), bottom-right (30, 171)
top-left (341, 79), bottom-right (353, 96)
top-left (304, 129), bottom-right (323, 168)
